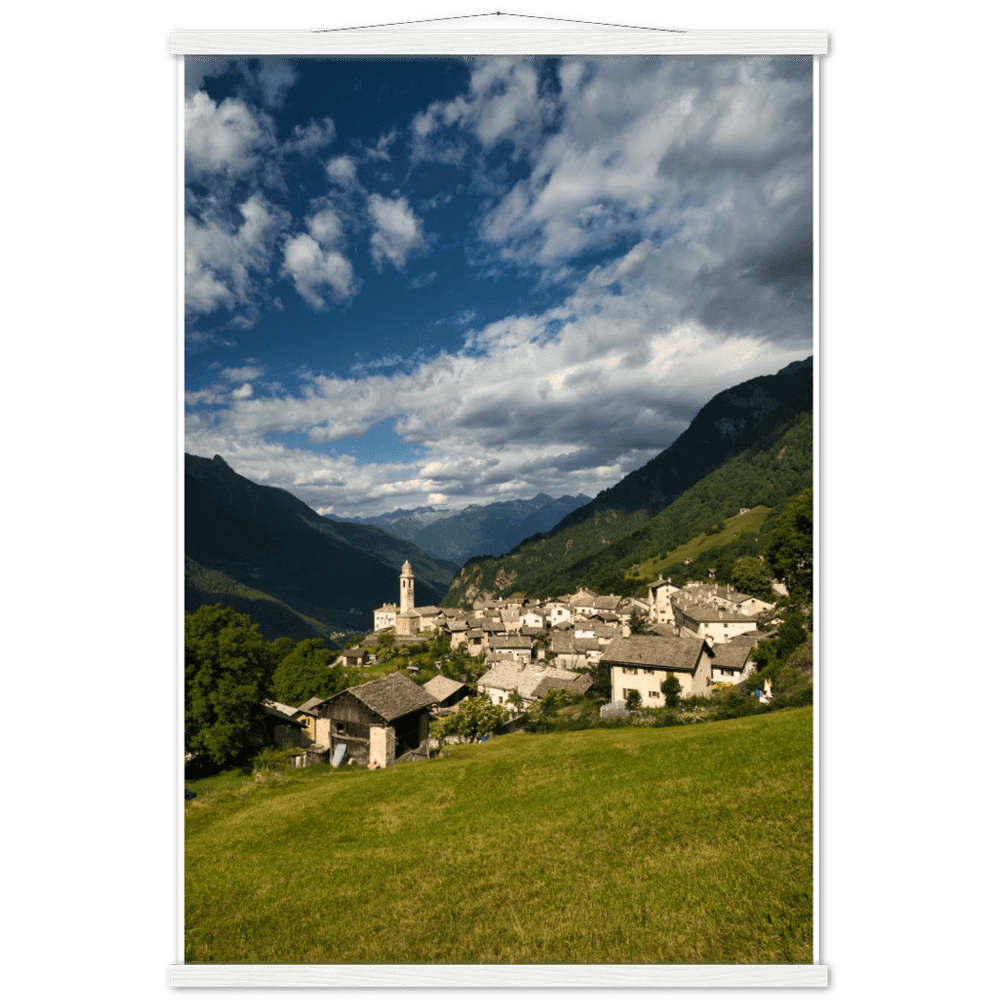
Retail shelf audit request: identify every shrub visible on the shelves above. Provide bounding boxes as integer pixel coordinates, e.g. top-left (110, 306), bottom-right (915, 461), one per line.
top-left (252, 746), bottom-right (293, 776)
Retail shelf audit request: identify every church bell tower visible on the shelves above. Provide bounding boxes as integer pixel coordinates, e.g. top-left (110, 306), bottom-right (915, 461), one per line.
top-left (399, 560), bottom-right (415, 613)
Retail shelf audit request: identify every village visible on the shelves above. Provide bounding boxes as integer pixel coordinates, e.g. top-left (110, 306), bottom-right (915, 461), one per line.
top-left (259, 560), bottom-right (782, 770)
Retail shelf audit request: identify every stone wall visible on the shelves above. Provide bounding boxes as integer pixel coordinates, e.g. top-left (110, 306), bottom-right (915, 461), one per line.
top-left (370, 725), bottom-right (396, 768)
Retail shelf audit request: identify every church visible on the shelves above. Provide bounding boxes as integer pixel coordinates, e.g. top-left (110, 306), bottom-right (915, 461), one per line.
top-left (373, 561), bottom-right (440, 636)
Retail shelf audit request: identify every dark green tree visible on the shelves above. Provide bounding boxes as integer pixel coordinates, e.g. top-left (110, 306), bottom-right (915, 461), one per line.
top-left (625, 689), bottom-right (642, 712)
top-left (764, 487), bottom-right (813, 601)
top-left (661, 675), bottom-right (682, 707)
top-left (271, 637), bottom-right (348, 707)
top-left (627, 609), bottom-right (652, 635)
top-left (730, 555), bottom-right (774, 599)
top-left (185, 604), bottom-right (272, 766)
top-left (588, 659), bottom-right (612, 701)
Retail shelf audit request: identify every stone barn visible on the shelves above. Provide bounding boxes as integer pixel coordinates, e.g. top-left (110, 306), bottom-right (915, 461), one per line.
top-left (313, 672), bottom-right (437, 767)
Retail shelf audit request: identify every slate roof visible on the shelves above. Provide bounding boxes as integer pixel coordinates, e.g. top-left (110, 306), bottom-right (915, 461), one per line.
top-left (297, 696), bottom-right (325, 714)
top-left (532, 673), bottom-right (594, 698)
top-left (728, 629), bottom-right (778, 645)
top-left (601, 635), bottom-right (710, 674)
top-left (478, 663), bottom-right (586, 700)
top-left (335, 671), bottom-right (437, 721)
top-left (708, 643), bottom-right (753, 670)
top-left (422, 674), bottom-right (469, 702)
top-left (672, 603), bottom-right (757, 624)
top-left (489, 635), bottom-right (534, 649)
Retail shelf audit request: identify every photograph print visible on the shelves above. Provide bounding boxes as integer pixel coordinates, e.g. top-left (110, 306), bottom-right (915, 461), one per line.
top-left (183, 52), bottom-right (816, 966)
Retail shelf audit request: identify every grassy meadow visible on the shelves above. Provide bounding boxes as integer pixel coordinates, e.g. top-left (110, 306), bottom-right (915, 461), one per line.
top-left (185, 707), bottom-right (812, 964)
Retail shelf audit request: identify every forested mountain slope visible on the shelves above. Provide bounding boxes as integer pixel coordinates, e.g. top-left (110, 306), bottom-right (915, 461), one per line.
top-left (443, 360), bottom-right (812, 605)
top-left (185, 455), bottom-right (458, 636)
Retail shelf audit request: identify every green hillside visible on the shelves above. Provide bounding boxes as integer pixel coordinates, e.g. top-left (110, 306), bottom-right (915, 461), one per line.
top-left (445, 411), bottom-right (811, 604)
top-left (184, 558), bottom-right (330, 642)
top-left (186, 707), bottom-right (812, 964)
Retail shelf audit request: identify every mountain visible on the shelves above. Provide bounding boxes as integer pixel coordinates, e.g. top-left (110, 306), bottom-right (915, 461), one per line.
top-left (324, 506), bottom-right (450, 541)
top-left (442, 359), bottom-right (813, 606)
top-left (326, 492), bottom-right (593, 565)
top-left (185, 454), bottom-right (459, 640)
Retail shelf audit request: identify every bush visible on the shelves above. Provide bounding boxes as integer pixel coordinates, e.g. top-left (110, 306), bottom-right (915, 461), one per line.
top-left (252, 746), bottom-right (293, 775)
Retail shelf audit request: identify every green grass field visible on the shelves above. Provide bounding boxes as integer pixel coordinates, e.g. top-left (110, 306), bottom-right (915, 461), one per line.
top-left (185, 707), bottom-right (812, 964)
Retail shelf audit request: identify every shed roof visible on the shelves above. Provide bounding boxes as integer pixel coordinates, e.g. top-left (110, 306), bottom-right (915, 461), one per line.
top-left (334, 671), bottom-right (436, 721)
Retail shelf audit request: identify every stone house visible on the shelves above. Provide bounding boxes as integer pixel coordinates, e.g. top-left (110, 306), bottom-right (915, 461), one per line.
top-left (671, 602), bottom-right (760, 645)
top-left (312, 672), bottom-right (437, 767)
top-left (488, 635), bottom-right (534, 663)
top-left (647, 577), bottom-right (680, 624)
top-left (602, 635), bottom-right (715, 706)
top-left (707, 642), bottom-right (757, 685)
top-left (335, 647), bottom-right (370, 669)
top-left (477, 661), bottom-right (588, 707)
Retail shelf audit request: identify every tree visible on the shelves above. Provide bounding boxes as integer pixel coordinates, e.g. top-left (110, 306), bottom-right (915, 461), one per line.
top-left (625, 689), bottom-right (642, 712)
top-left (764, 488), bottom-right (813, 601)
top-left (271, 637), bottom-right (348, 707)
top-left (730, 555), bottom-right (774, 599)
top-left (506, 689), bottom-right (524, 712)
top-left (185, 605), bottom-right (272, 766)
top-left (588, 659), bottom-right (612, 701)
top-left (661, 675), bottom-right (682, 707)
top-left (434, 695), bottom-right (505, 743)
top-left (627, 609), bottom-right (652, 635)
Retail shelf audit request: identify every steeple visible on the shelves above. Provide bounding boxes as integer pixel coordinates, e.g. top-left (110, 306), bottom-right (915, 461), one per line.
top-left (399, 560), bottom-right (415, 613)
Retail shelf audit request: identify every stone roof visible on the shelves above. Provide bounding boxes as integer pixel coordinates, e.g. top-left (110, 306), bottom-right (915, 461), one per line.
top-left (672, 602), bottom-right (757, 624)
top-left (413, 606), bottom-right (441, 616)
top-left (422, 674), bottom-right (468, 702)
top-left (336, 671), bottom-right (436, 721)
top-left (709, 643), bottom-right (753, 670)
top-left (601, 635), bottom-right (709, 674)
top-left (297, 696), bottom-right (325, 715)
top-left (478, 663), bottom-right (585, 700)
top-left (489, 635), bottom-right (534, 649)
top-left (728, 629), bottom-right (778, 645)
top-left (532, 673), bottom-right (593, 698)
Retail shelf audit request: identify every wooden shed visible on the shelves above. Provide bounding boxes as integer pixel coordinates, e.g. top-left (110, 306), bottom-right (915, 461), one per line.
top-left (313, 672), bottom-right (437, 766)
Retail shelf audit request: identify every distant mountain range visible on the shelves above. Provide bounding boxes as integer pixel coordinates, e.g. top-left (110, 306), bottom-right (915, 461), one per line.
top-left (185, 454), bottom-right (458, 640)
top-left (326, 492), bottom-right (592, 565)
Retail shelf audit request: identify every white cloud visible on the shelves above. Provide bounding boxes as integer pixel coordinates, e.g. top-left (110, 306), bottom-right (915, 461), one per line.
top-left (411, 60), bottom-right (555, 165)
top-left (185, 195), bottom-right (287, 319)
top-left (257, 61), bottom-right (298, 109)
top-left (281, 233), bottom-right (355, 309)
top-left (231, 382), bottom-right (254, 400)
top-left (185, 92), bottom-right (262, 173)
top-left (220, 365), bottom-right (264, 383)
top-left (368, 194), bottom-right (425, 270)
top-left (283, 117), bottom-right (336, 155)
top-left (325, 155), bottom-right (358, 187)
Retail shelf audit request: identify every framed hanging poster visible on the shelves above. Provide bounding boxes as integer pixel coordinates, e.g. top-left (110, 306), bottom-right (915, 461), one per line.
top-left (174, 14), bottom-right (827, 989)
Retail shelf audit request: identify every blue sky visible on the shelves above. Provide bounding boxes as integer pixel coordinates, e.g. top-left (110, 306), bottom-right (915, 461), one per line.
top-left (185, 55), bottom-right (813, 516)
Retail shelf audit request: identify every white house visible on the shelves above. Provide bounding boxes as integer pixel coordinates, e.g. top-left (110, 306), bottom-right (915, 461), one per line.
top-left (602, 634), bottom-right (714, 706)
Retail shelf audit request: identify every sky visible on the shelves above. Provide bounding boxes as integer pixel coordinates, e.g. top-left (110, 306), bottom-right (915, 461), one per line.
top-left (184, 55), bottom-right (814, 517)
